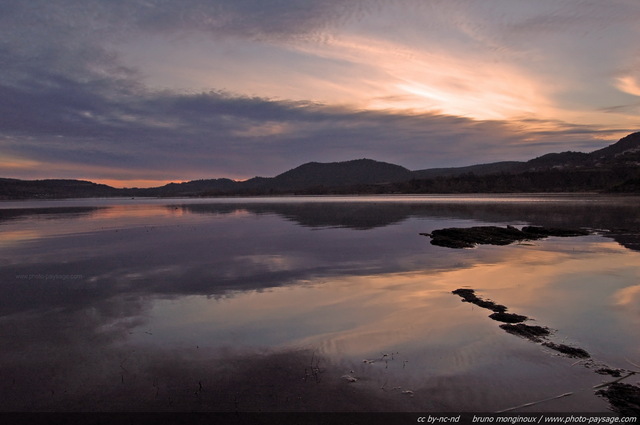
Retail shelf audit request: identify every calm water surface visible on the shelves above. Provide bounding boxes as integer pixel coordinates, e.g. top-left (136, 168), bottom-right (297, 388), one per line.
top-left (0, 195), bottom-right (639, 412)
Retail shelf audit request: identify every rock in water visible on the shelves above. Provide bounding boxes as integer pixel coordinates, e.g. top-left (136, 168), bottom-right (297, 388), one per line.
top-left (423, 225), bottom-right (590, 249)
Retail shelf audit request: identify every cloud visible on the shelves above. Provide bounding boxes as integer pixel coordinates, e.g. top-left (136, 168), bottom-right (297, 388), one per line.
top-left (1, 79), bottom-right (625, 185)
top-left (0, 0), bottom-right (638, 185)
top-left (615, 76), bottom-right (640, 97)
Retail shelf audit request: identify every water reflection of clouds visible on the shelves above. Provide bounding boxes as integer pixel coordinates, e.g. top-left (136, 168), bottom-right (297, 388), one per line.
top-left (613, 285), bottom-right (640, 318)
top-left (234, 255), bottom-right (298, 273)
top-left (3, 200), bottom-right (639, 321)
top-left (0, 230), bottom-right (41, 247)
top-left (90, 204), bottom-right (187, 220)
top-left (1, 199), bottom-right (639, 412)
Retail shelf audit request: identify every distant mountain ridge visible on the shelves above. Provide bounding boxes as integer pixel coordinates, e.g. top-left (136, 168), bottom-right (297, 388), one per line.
top-left (412, 161), bottom-right (524, 179)
top-left (415, 131), bottom-right (640, 176)
top-left (0, 178), bottom-right (121, 199)
top-left (137, 159), bottom-right (413, 197)
top-left (2, 132), bottom-right (639, 198)
top-left (591, 132), bottom-right (640, 159)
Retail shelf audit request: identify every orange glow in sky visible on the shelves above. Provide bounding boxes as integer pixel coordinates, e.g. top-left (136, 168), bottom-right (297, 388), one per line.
top-left (93, 179), bottom-right (186, 189)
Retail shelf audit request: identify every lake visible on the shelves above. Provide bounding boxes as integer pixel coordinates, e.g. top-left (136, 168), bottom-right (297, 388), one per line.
top-left (0, 195), bottom-right (639, 415)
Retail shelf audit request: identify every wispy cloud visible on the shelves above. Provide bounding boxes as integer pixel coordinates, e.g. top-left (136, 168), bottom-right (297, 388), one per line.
top-left (0, 0), bottom-right (638, 186)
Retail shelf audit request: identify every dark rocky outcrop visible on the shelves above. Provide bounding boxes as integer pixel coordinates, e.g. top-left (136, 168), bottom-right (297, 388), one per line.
top-left (451, 288), bottom-right (507, 313)
top-left (423, 225), bottom-right (591, 248)
top-left (520, 226), bottom-right (592, 238)
top-left (499, 324), bottom-right (551, 342)
top-left (488, 312), bottom-right (528, 324)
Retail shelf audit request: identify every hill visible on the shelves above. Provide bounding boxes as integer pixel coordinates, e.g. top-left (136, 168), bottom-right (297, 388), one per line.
top-left (590, 132), bottom-right (640, 160)
top-left (0, 178), bottom-right (121, 199)
top-left (412, 161), bottom-right (524, 179)
top-left (140, 178), bottom-right (237, 197)
top-left (268, 159), bottom-right (413, 189)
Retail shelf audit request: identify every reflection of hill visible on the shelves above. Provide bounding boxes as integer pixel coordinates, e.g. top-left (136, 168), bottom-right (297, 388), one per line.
top-left (175, 202), bottom-right (411, 230)
top-left (1, 200), bottom-right (637, 251)
top-left (1, 197), bottom-right (638, 321)
top-left (176, 198), bottom-right (640, 250)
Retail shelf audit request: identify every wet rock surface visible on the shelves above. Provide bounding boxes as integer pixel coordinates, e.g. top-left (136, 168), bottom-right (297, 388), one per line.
top-left (596, 383), bottom-right (640, 416)
top-left (423, 225), bottom-right (591, 248)
top-left (451, 288), bottom-right (507, 313)
top-left (499, 324), bottom-right (551, 342)
top-left (488, 312), bottom-right (528, 323)
top-left (542, 342), bottom-right (590, 358)
top-left (519, 226), bottom-right (591, 237)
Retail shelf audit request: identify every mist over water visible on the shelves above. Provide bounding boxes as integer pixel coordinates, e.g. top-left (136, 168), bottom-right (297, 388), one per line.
top-left (0, 195), bottom-right (638, 412)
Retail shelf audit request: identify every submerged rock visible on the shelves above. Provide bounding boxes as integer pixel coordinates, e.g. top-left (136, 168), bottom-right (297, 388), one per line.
top-left (596, 383), bottom-right (640, 416)
top-left (499, 323), bottom-right (551, 342)
top-left (452, 287), bottom-right (630, 415)
top-left (489, 312), bottom-right (528, 324)
top-left (424, 225), bottom-right (590, 249)
top-left (542, 342), bottom-right (590, 358)
top-left (451, 288), bottom-right (476, 299)
top-left (451, 288), bottom-right (507, 313)
top-left (596, 368), bottom-right (624, 378)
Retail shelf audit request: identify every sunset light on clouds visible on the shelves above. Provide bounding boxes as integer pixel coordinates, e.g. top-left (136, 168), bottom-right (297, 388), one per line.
top-left (1, 0), bottom-right (639, 187)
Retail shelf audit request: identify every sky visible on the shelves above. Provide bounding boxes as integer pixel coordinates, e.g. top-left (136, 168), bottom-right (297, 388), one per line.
top-left (1, 0), bottom-right (639, 188)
